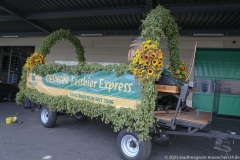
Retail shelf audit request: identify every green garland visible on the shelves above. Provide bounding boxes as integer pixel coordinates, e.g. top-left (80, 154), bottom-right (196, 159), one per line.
top-left (38, 29), bottom-right (85, 62)
top-left (17, 5), bottom-right (181, 140)
top-left (16, 29), bottom-right (157, 141)
top-left (140, 5), bottom-right (180, 72)
top-left (16, 63), bottom-right (156, 141)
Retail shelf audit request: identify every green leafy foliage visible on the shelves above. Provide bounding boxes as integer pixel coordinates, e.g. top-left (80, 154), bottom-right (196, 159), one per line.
top-left (38, 29), bottom-right (85, 62)
top-left (16, 64), bottom-right (157, 141)
top-left (17, 5), bottom-right (182, 140)
top-left (16, 29), bottom-right (158, 141)
top-left (140, 5), bottom-right (180, 72)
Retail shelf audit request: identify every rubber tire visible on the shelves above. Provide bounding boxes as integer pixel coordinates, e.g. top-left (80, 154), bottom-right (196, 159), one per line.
top-left (74, 112), bottom-right (87, 122)
top-left (40, 106), bottom-right (57, 128)
top-left (117, 129), bottom-right (151, 160)
top-left (8, 90), bottom-right (17, 102)
top-left (31, 102), bottom-right (42, 111)
top-left (152, 133), bottom-right (176, 146)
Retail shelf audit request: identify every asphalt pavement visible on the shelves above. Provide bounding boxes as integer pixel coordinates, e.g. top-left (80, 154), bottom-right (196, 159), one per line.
top-left (0, 101), bottom-right (240, 160)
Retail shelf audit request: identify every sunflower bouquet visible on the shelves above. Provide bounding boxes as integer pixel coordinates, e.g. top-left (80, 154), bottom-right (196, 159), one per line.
top-left (129, 40), bottom-right (164, 82)
top-left (168, 61), bottom-right (188, 81)
top-left (25, 52), bottom-right (45, 71)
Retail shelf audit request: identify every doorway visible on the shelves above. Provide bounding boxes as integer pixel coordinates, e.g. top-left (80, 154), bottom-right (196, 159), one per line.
top-left (0, 46), bottom-right (35, 84)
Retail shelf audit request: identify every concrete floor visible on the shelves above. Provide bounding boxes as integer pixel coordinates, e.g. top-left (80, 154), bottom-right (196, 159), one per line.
top-left (0, 101), bottom-right (240, 160)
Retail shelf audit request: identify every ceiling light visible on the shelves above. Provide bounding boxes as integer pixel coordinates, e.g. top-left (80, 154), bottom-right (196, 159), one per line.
top-left (80, 33), bottom-right (103, 37)
top-left (193, 33), bottom-right (224, 37)
top-left (2, 35), bottom-right (19, 38)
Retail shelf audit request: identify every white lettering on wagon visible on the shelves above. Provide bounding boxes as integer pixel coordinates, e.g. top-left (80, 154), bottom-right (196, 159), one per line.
top-left (46, 74), bottom-right (69, 84)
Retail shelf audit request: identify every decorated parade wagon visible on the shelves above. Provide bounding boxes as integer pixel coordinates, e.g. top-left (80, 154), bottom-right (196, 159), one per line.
top-left (16, 5), bottom-right (240, 160)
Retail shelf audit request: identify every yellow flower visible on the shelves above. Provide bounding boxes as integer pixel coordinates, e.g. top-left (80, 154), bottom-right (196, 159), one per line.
top-left (25, 52), bottom-right (45, 71)
top-left (144, 60), bottom-right (149, 66)
top-left (151, 52), bottom-right (157, 58)
top-left (148, 68), bottom-right (154, 76)
top-left (139, 58), bottom-right (143, 64)
top-left (137, 72), bottom-right (143, 77)
top-left (129, 40), bottom-right (164, 81)
top-left (150, 44), bottom-right (157, 49)
top-left (158, 52), bottom-right (163, 59)
top-left (144, 44), bottom-right (149, 50)
top-left (133, 57), bottom-right (138, 64)
top-left (179, 65), bottom-right (185, 71)
top-left (132, 68), bottom-right (137, 74)
top-left (144, 54), bottom-right (149, 60)
top-left (158, 60), bottom-right (163, 66)
top-left (145, 40), bottom-right (151, 44)
top-left (152, 59), bottom-right (158, 66)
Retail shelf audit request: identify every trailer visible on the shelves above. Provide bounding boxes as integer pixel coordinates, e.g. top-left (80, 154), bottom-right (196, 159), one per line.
top-left (16, 29), bottom-right (240, 160)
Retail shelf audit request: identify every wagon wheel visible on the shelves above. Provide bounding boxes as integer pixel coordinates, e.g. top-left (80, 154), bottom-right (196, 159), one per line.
top-left (152, 131), bottom-right (176, 146)
top-left (117, 129), bottom-right (151, 160)
top-left (40, 106), bottom-right (57, 128)
top-left (74, 112), bottom-right (87, 122)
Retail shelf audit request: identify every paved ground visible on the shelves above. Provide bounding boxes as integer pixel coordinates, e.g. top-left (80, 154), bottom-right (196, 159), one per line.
top-left (0, 101), bottom-right (240, 160)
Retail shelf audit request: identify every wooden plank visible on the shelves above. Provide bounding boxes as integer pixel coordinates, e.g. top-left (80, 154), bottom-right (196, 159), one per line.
top-left (178, 110), bottom-right (211, 124)
top-left (154, 110), bottom-right (176, 114)
top-left (154, 110), bottom-right (211, 125)
top-left (155, 84), bottom-right (179, 93)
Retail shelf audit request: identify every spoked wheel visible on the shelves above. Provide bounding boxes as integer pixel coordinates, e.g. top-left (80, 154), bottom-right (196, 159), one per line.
top-left (117, 129), bottom-right (151, 160)
top-left (41, 106), bottom-right (57, 128)
top-left (152, 131), bottom-right (176, 146)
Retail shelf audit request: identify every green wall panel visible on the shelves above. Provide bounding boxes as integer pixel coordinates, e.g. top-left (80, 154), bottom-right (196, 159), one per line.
top-left (218, 94), bottom-right (240, 116)
top-left (195, 49), bottom-right (240, 80)
top-left (192, 93), bottom-right (212, 112)
top-left (194, 48), bottom-right (240, 116)
top-left (193, 93), bottom-right (240, 116)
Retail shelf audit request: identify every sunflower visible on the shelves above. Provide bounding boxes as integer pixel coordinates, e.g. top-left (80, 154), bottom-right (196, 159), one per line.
top-left (150, 44), bottom-right (157, 49)
top-left (158, 52), bottom-right (163, 59)
top-left (132, 68), bottom-right (137, 74)
top-left (144, 44), bottom-right (149, 50)
top-left (137, 72), bottom-right (143, 77)
top-left (158, 60), bottom-right (163, 66)
top-left (144, 53), bottom-right (149, 59)
top-left (133, 57), bottom-right (138, 64)
top-left (148, 68), bottom-right (154, 76)
top-left (144, 60), bottom-right (149, 66)
top-left (145, 40), bottom-right (151, 44)
top-left (179, 65), bottom-right (185, 70)
top-left (139, 58), bottom-right (144, 64)
top-left (151, 52), bottom-right (157, 58)
top-left (25, 52), bottom-right (45, 71)
top-left (137, 50), bottom-right (143, 56)
top-left (152, 59), bottom-right (158, 66)
top-left (129, 40), bottom-right (164, 81)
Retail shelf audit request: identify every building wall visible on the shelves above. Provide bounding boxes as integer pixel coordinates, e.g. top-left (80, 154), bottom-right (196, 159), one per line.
top-left (1, 36), bottom-right (239, 78)
top-left (1, 36), bottom-right (240, 106)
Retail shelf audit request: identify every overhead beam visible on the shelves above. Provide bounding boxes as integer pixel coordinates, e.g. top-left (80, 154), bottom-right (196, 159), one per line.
top-left (26, 8), bottom-right (146, 20)
top-left (180, 29), bottom-right (240, 35)
top-left (0, 8), bottom-right (146, 21)
top-left (1, 3), bottom-right (239, 22)
top-left (0, 28), bottom-right (239, 37)
top-left (166, 3), bottom-right (240, 13)
top-left (0, 15), bottom-right (20, 21)
top-left (0, 1), bottom-right (49, 33)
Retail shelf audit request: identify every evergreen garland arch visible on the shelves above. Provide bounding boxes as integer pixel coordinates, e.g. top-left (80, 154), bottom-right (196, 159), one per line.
top-left (140, 5), bottom-right (180, 72)
top-left (38, 29), bottom-right (85, 63)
